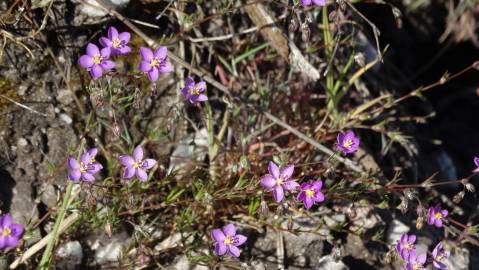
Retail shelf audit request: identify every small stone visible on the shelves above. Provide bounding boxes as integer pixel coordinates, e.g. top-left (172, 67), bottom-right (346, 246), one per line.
top-left (59, 113), bottom-right (73, 125)
top-left (17, 138), bottom-right (28, 147)
top-left (316, 255), bottom-right (349, 270)
top-left (56, 241), bottom-right (83, 270)
top-left (56, 89), bottom-right (73, 105)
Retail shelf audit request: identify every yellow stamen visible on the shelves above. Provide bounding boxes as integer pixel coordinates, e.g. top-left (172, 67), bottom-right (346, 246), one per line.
top-left (150, 59), bottom-right (159, 67)
top-left (305, 189), bottom-right (315, 198)
top-left (79, 162), bottom-right (87, 173)
top-left (112, 38), bottom-right (121, 48)
top-left (93, 54), bottom-right (103, 65)
top-left (2, 227), bottom-right (11, 237)
top-left (133, 162), bottom-right (140, 169)
top-left (276, 177), bottom-right (283, 186)
top-left (343, 139), bottom-right (353, 148)
top-left (434, 212), bottom-right (443, 220)
top-left (190, 86), bottom-right (201, 95)
top-left (223, 236), bottom-right (233, 245)
top-left (404, 243), bottom-right (413, 250)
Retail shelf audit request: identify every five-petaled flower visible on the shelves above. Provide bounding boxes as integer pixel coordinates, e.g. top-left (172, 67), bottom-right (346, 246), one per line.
top-left (68, 148), bottom-right (103, 182)
top-left (474, 157), bottom-right (479, 173)
top-left (301, 0), bottom-right (326, 6)
top-left (0, 214), bottom-right (24, 250)
top-left (405, 251), bottom-right (427, 270)
top-left (99, 26), bottom-right (132, 56)
top-left (427, 204), bottom-right (448, 228)
top-left (78, 43), bottom-right (115, 79)
top-left (297, 180), bottom-right (325, 209)
top-left (432, 242), bottom-right (450, 269)
top-left (119, 145), bottom-right (157, 181)
top-left (138, 46), bottom-right (173, 82)
top-left (260, 162), bottom-right (299, 203)
top-left (336, 131), bottom-right (360, 154)
top-left (396, 233), bottom-right (417, 260)
top-left (211, 223), bottom-right (247, 257)
top-left (181, 77), bottom-right (208, 104)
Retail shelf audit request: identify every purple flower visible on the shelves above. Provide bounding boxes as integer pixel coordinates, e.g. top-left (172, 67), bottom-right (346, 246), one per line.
top-left (396, 233), bottom-right (416, 260)
top-left (99, 26), bottom-right (131, 56)
top-left (138, 46), bottom-right (173, 82)
top-left (432, 242), bottom-right (450, 269)
top-left (119, 145), bottom-right (157, 181)
top-left (474, 157), bottom-right (479, 173)
top-left (0, 214), bottom-right (24, 249)
top-left (78, 43), bottom-right (115, 79)
top-left (181, 77), bottom-right (208, 104)
top-left (427, 205), bottom-right (448, 228)
top-left (336, 131), bottom-right (360, 154)
top-left (301, 0), bottom-right (326, 7)
top-left (297, 180), bottom-right (325, 209)
top-left (211, 224), bottom-right (247, 257)
top-left (405, 251), bottom-right (427, 270)
top-left (260, 162), bottom-right (299, 203)
top-left (68, 148), bottom-right (102, 182)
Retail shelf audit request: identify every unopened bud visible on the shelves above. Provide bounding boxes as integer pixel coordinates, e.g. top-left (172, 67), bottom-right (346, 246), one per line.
top-left (260, 200), bottom-right (269, 217)
top-left (466, 183), bottom-right (476, 193)
top-left (398, 198), bottom-right (408, 214)
top-left (416, 205), bottom-right (424, 217)
top-left (287, 219), bottom-right (294, 231)
top-left (112, 122), bottom-right (121, 137)
top-left (301, 24), bottom-right (310, 42)
top-left (453, 191), bottom-right (466, 204)
top-left (289, 17), bottom-right (299, 33)
top-left (416, 216), bottom-right (424, 230)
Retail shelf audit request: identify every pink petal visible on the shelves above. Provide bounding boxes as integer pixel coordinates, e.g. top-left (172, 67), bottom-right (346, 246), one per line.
top-left (234, 234), bottom-right (247, 246)
top-left (119, 32), bottom-right (131, 43)
top-left (154, 46), bottom-right (167, 59)
top-left (9, 224), bottom-right (23, 238)
top-left (100, 47), bottom-right (111, 59)
top-left (133, 145), bottom-right (144, 161)
top-left (90, 65), bottom-right (103, 79)
top-left (228, 245), bottom-right (240, 257)
top-left (142, 159), bottom-right (157, 169)
top-left (0, 214), bottom-right (12, 227)
top-left (211, 229), bottom-right (225, 242)
top-left (268, 162), bottom-right (280, 179)
top-left (273, 186), bottom-right (284, 202)
top-left (68, 157), bottom-right (80, 169)
top-left (260, 175), bottom-right (276, 188)
top-left (123, 166), bottom-right (135, 179)
top-left (139, 47), bottom-right (153, 61)
top-left (68, 170), bottom-right (81, 181)
top-left (5, 236), bottom-right (18, 248)
top-left (101, 60), bottom-right (115, 70)
top-left (78, 55), bottom-right (94, 68)
top-left (158, 61), bottom-right (173, 73)
top-left (147, 68), bottom-right (159, 81)
top-left (139, 61), bottom-right (152, 72)
top-left (119, 155), bottom-right (134, 166)
top-left (136, 168), bottom-right (148, 181)
top-left (81, 173), bottom-right (95, 182)
top-left (215, 243), bottom-right (227, 256)
top-left (223, 224), bottom-right (236, 236)
top-left (282, 180), bottom-right (299, 191)
top-left (280, 165), bottom-right (294, 180)
top-left (86, 43), bottom-right (100, 56)
top-left (108, 26), bottom-right (119, 39)
top-left (99, 37), bottom-right (112, 48)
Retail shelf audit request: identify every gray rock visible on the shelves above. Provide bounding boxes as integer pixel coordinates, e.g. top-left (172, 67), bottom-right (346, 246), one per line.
top-left (316, 255), bottom-right (349, 270)
top-left (87, 231), bottom-right (131, 265)
top-left (39, 183), bottom-right (57, 208)
top-left (56, 241), bottom-right (83, 270)
top-left (59, 113), bottom-right (73, 125)
top-left (171, 255), bottom-right (209, 270)
top-left (446, 247), bottom-right (469, 270)
top-left (56, 89), bottom-right (74, 106)
top-left (386, 219), bottom-right (409, 244)
top-left (77, 0), bottom-right (130, 17)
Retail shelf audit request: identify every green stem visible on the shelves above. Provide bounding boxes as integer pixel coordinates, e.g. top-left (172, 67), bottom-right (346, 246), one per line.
top-left (39, 141), bottom-right (84, 269)
top-left (322, 6), bottom-right (337, 119)
top-left (38, 182), bottom-right (74, 269)
top-left (204, 102), bottom-right (217, 182)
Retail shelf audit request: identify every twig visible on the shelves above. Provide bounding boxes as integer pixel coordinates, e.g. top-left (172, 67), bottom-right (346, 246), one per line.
top-left (0, 94), bottom-right (47, 117)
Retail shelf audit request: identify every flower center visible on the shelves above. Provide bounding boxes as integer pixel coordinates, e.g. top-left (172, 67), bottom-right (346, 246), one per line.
top-left (112, 38), bottom-right (122, 48)
top-left (436, 253), bottom-right (444, 261)
top-left (150, 58), bottom-right (160, 68)
top-left (224, 236), bottom-right (233, 245)
top-left (305, 189), bottom-right (315, 197)
top-left (404, 243), bottom-right (413, 250)
top-left (93, 54), bottom-right (103, 65)
top-left (412, 263), bottom-right (423, 270)
top-left (80, 162), bottom-right (88, 173)
top-left (90, 157), bottom-right (96, 163)
top-left (190, 86), bottom-right (201, 95)
top-left (434, 212), bottom-right (443, 220)
top-left (2, 227), bottom-right (11, 237)
top-left (276, 177), bottom-right (283, 186)
top-left (343, 139), bottom-right (353, 148)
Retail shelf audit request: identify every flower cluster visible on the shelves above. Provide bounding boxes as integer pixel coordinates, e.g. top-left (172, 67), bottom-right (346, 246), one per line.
top-left (0, 214), bottom-right (24, 250)
top-left (67, 145), bottom-right (156, 183)
top-left (260, 161), bottom-right (325, 209)
top-left (396, 234), bottom-right (450, 269)
top-left (78, 26), bottom-right (173, 82)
